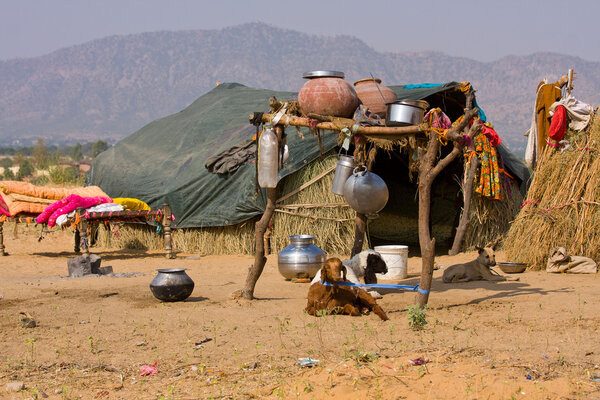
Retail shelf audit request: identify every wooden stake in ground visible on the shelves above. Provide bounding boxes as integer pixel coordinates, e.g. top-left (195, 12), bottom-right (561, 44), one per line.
top-left (162, 204), bottom-right (175, 259)
top-left (416, 103), bottom-right (481, 308)
top-left (0, 221), bottom-right (4, 256)
top-left (240, 187), bottom-right (278, 300)
top-left (449, 155), bottom-right (480, 255)
top-left (351, 213), bottom-right (367, 257)
top-left (239, 126), bottom-right (283, 300)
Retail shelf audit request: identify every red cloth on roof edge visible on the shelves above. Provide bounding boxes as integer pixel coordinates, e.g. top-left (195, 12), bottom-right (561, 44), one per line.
top-left (481, 125), bottom-right (502, 147)
top-left (548, 105), bottom-right (567, 142)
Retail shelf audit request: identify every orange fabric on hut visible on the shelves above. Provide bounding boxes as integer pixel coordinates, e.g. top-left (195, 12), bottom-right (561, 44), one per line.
top-left (473, 133), bottom-right (503, 200)
top-left (535, 80), bottom-right (563, 153)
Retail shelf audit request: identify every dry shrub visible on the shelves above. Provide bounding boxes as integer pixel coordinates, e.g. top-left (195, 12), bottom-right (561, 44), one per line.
top-left (270, 152), bottom-right (356, 256)
top-left (504, 115), bottom-right (600, 268)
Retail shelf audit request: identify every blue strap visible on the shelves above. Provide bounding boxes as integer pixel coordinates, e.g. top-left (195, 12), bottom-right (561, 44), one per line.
top-left (322, 281), bottom-right (430, 294)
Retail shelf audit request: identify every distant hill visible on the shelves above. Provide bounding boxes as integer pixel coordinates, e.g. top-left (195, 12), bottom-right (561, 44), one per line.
top-left (1, 23), bottom-right (598, 153)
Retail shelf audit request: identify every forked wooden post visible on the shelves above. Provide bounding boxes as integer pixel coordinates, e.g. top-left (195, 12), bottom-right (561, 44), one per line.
top-left (162, 203), bottom-right (175, 259)
top-left (449, 156), bottom-right (480, 255)
top-left (241, 187), bottom-right (278, 299)
top-left (416, 102), bottom-right (480, 308)
top-left (239, 124), bottom-right (284, 300)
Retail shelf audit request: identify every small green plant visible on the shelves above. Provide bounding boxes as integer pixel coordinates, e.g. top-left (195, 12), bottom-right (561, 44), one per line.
top-left (407, 304), bottom-right (428, 331)
top-left (25, 337), bottom-right (37, 366)
top-left (453, 311), bottom-right (472, 331)
top-left (87, 336), bottom-right (99, 354)
top-left (574, 294), bottom-right (585, 322)
top-left (272, 387), bottom-right (284, 398)
top-left (303, 381), bottom-right (313, 393)
top-left (275, 316), bottom-right (291, 349)
top-left (465, 381), bottom-right (473, 394)
top-left (507, 302), bottom-right (514, 323)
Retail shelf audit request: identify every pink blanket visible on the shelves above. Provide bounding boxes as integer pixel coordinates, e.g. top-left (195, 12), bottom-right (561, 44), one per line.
top-left (36, 194), bottom-right (112, 227)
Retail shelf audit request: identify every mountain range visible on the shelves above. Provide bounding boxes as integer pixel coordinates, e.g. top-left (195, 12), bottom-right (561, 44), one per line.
top-left (1, 22), bottom-right (598, 153)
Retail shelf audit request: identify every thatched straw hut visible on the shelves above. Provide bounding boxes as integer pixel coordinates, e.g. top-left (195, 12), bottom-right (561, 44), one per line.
top-left (90, 82), bottom-right (528, 256)
top-left (504, 115), bottom-right (599, 268)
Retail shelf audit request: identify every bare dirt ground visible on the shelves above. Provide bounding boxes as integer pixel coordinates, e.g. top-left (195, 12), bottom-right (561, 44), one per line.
top-left (1, 225), bottom-right (599, 399)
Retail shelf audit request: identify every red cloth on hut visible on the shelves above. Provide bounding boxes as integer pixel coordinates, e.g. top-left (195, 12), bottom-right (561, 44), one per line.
top-left (548, 105), bottom-right (567, 142)
top-left (481, 125), bottom-right (502, 147)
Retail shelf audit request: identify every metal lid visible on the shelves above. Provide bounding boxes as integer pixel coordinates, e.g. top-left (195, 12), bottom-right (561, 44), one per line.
top-left (288, 234), bottom-right (315, 243)
top-left (156, 268), bottom-right (187, 273)
top-left (302, 70), bottom-right (345, 79)
top-left (353, 77), bottom-right (382, 86)
top-left (388, 100), bottom-right (429, 109)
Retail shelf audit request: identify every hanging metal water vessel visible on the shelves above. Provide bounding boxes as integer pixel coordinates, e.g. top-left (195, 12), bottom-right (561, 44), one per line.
top-left (331, 154), bottom-right (355, 195)
top-left (343, 167), bottom-right (389, 216)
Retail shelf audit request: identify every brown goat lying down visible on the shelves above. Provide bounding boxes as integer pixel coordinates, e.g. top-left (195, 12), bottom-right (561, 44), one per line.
top-left (306, 258), bottom-right (389, 321)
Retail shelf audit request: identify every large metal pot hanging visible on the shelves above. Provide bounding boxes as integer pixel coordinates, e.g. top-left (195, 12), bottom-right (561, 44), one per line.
top-left (385, 100), bottom-right (429, 126)
top-left (343, 166), bottom-right (389, 215)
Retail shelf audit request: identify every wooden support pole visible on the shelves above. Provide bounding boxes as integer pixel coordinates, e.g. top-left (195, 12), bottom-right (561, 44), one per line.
top-left (416, 105), bottom-right (481, 308)
top-left (449, 156), bottom-right (480, 255)
top-left (351, 213), bottom-right (367, 257)
top-left (241, 187), bottom-right (278, 300)
top-left (249, 113), bottom-right (428, 136)
top-left (0, 221), bottom-right (5, 256)
top-left (74, 227), bottom-right (81, 253)
top-left (162, 204), bottom-right (175, 259)
top-left (76, 208), bottom-right (90, 257)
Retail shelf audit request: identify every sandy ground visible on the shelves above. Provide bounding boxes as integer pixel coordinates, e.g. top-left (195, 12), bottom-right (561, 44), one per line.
top-left (0, 224), bottom-right (599, 400)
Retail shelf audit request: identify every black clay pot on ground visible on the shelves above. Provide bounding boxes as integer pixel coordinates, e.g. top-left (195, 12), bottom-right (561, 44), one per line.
top-left (150, 268), bottom-right (194, 301)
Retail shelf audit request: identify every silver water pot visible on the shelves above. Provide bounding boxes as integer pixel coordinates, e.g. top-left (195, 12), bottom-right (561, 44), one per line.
top-left (343, 166), bottom-right (389, 215)
top-left (331, 155), bottom-right (355, 195)
top-left (278, 235), bottom-right (326, 279)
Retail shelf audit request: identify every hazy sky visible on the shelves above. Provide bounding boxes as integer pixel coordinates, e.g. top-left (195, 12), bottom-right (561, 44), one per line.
top-left (1, 0), bottom-right (599, 62)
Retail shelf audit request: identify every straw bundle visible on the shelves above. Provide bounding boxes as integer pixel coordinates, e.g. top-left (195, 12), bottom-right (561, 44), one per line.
top-left (270, 152), bottom-right (356, 256)
top-left (463, 179), bottom-right (523, 250)
top-left (95, 221), bottom-right (256, 255)
top-left (504, 115), bottom-right (600, 268)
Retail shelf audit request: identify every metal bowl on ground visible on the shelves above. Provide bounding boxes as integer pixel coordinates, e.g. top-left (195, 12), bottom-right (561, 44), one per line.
top-left (498, 262), bottom-right (527, 274)
top-left (150, 268), bottom-right (195, 301)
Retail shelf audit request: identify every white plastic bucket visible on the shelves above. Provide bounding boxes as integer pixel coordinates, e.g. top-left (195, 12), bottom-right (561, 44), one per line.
top-left (374, 245), bottom-right (408, 280)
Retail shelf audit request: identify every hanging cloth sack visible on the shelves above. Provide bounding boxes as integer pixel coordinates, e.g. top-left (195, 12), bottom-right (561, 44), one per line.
top-left (546, 246), bottom-right (597, 274)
